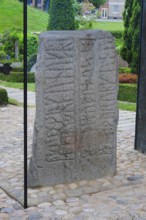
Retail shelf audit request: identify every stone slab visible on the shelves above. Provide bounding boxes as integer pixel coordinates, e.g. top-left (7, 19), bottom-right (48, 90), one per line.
top-left (28, 30), bottom-right (118, 187)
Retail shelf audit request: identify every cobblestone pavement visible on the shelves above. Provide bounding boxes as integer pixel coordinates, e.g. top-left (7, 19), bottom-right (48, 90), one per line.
top-left (1, 105), bottom-right (146, 219)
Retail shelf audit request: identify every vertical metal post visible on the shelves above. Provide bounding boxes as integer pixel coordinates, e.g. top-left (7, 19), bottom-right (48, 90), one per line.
top-left (24, 0), bottom-right (28, 209)
top-left (135, 0), bottom-right (146, 152)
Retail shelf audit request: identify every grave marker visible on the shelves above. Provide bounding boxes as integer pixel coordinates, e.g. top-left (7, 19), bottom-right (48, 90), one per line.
top-left (28, 30), bottom-right (118, 187)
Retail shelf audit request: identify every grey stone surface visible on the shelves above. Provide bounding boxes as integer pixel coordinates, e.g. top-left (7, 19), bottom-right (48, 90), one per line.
top-left (28, 30), bottom-right (118, 187)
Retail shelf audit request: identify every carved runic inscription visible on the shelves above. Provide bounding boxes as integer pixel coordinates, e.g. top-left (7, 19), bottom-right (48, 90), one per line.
top-left (28, 30), bottom-right (118, 187)
top-left (44, 39), bottom-right (76, 162)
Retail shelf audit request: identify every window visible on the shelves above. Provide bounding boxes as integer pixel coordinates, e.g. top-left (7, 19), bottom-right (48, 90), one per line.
top-left (101, 8), bottom-right (108, 18)
top-left (113, 5), bottom-right (119, 14)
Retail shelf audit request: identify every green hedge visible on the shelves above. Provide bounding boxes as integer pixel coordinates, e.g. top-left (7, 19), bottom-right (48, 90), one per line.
top-left (119, 67), bottom-right (132, 73)
top-left (0, 72), bottom-right (35, 83)
top-left (0, 60), bottom-right (15, 64)
top-left (118, 84), bottom-right (137, 103)
top-left (110, 30), bottom-right (123, 39)
top-left (11, 67), bottom-right (23, 72)
top-left (0, 87), bottom-right (8, 106)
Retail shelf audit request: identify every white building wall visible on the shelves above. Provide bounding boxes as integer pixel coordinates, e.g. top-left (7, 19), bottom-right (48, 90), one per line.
top-left (109, 0), bottom-right (125, 19)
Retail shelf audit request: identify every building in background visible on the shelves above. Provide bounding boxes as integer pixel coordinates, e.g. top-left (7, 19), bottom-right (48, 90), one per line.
top-left (100, 0), bottom-right (125, 19)
top-left (27, 0), bottom-right (50, 11)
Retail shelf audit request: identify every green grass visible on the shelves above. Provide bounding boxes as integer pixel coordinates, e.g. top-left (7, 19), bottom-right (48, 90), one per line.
top-left (0, 0), bottom-right (48, 33)
top-left (0, 80), bottom-right (35, 91)
top-left (118, 101), bottom-right (136, 112)
top-left (0, 0), bottom-right (124, 33)
top-left (9, 97), bottom-right (22, 106)
top-left (92, 21), bottom-right (124, 32)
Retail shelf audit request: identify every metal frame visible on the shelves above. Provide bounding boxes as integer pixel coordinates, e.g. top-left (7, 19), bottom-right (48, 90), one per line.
top-left (23, 0), bottom-right (28, 209)
top-left (22, 0), bottom-right (144, 209)
top-left (135, 0), bottom-right (146, 152)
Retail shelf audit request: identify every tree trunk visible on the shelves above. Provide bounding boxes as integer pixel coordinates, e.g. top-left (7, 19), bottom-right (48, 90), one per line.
top-left (35, 0), bottom-right (37, 8)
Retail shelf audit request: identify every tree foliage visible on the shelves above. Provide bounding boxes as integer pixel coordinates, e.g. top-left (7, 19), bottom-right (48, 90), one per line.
top-left (76, 0), bottom-right (106, 8)
top-left (90, 0), bottom-right (106, 8)
top-left (48, 0), bottom-right (76, 30)
top-left (2, 29), bottom-right (38, 60)
top-left (120, 0), bottom-right (141, 72)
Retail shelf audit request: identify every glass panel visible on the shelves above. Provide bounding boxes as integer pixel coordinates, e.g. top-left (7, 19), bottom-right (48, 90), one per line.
top-left (102, 9), bottom-right (104, 17)
top-left (113, 5), bottom-right (119, 13)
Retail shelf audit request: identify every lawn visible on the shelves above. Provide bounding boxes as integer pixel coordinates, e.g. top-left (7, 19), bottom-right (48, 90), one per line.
top-left (92, 21), bottom-right (124, 32)
top-left (0, 0), bottom-right (124, 33)
top-left (0, 80), bottom-right (35, 92)
top-left (0, 0), bottom-right (48, 33)
top-left (118, 101), bottom-right (136, 112)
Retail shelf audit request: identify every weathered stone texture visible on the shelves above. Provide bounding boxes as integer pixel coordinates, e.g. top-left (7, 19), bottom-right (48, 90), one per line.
top-left (28, 30), bottom-right (118, 187)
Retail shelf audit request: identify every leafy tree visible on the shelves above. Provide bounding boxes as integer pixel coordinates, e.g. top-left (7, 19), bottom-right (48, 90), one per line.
top-left (76, 0), bottom-right (106, 8)
top-left (120, 0), bottom-right (133, 65)
top-left (48, 0), bottom-right (76, 30)
top-left (73, 0), bottom-right (82, 15)
top-left (90, 0), bottom-right (106, 8)
top-left (130, 0), bottom-right (141, 72)
top-left (2, 29), bottom-right (38, 60)
top-left (120, 0), bottom-right (141, 72)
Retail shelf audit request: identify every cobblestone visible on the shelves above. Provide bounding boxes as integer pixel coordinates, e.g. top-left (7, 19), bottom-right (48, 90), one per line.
top-left (0, 104), bottom-right (146, 219)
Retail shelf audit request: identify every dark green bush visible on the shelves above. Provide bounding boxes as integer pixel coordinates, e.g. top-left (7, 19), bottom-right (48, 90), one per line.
top-left (27, 34), bottom-right (38, 58)
top-left (48, 0), bottom-right (76, 30)
top-left (0, 88), bottom-right (8, 106)
top-left (110, 30), bottom-right (123, 39)
top-left (0, 46), bottom-right (4, 51)
top-left (118, 84), bottom-right (137, 103)
top-left (27, 53), bottom-right (37, 72)
top-left (11, 67), bottom-right (23, 72)
top-left (0, 72), bottom-right (35, 83)
top-left (0, 51), bottom-right (6, 60)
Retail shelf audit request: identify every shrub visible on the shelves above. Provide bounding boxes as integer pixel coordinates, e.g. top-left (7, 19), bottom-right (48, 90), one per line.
top-left (11, 67), bottom-right (23, 72)
top-left (0, 63), bottom-right (12, 75)
top-left (2, 29), bottom-right (38, 60)
top-left (3, 31), bottom-right (23, 59)
top-left (0, 72), bottom-right (35, 83)
top-left (48, 0), bottom-right (76, 30)
top-left (27, 34), bottom-right (38, 58)
top-left (72, 0), bottom-right (82, 15)
top-left (27, 53), bottom-right (37, 72)
top-left (0, 60), bottom-right (14, 65)
top-left (115, 38), bottom-right (123, 54)
top-left (119, 67), bottom-right (132, 73)
top-left (119, 74), bottom-right (138, 84)
top-left (118, 84), bottom-right (137, 103)
top-left (0, 51), bottom-right (6, 60)
top-left (110, 30), bottom-right (123, 39)
top-left (0, 45), bottom-right (4, 52)
top-left (0, 88), bottom-right (8, 106)
top-left (76, 16), bottom-right (93, 29)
